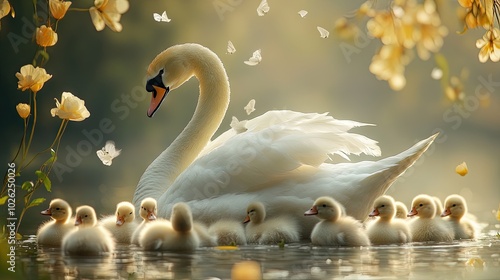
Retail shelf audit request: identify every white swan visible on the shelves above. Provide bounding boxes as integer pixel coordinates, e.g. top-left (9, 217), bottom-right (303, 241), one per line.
top-left (407, 194), bottom-right (454, 242)
top-left (100, 201), bottom-right (138, 243)
top-left (133, 43), bottom-right (437, 237)
top-left (440, 194), bottom-right (477, 239)
top-left (139, 202), bottom-right (200, 251)
top-left (37, 198), bottom-right (74, 246)
top-left (304, 196), bottom-right (370, 246)
top-left (61, 205), bottom-right (115, 256)
top-left (366, 195), bottom-right (411, 245)
top-left (131, 197), bottom-right (157, 245)
top-left (243, 201), bottom-right (300, 244)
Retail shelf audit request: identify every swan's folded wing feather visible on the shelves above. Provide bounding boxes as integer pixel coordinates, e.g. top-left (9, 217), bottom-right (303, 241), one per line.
top-left (164, 111), bottom-right (380, 202)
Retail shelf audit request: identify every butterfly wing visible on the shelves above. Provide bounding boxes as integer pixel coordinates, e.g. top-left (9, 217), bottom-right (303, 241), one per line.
top-left (96, 150), bottom-right (113, 166)
top-left (244, 49), bottom-right (262, 66)
top-left (227, 40), bottom-right (236, 54)
top-left (317, 26), bottom-right (329, 38)
top-left (257, 0), bottom-right (270, 16)
top-left (244, 99), bottom-right (256, 115)
top-left (161, 11), bottom-right (171, 22)
top-left (153, 13), bottom-right (162, 22)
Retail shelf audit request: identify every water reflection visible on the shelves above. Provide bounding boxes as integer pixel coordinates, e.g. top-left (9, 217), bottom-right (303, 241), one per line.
top-left (10, 234), bottom-right (500, 279)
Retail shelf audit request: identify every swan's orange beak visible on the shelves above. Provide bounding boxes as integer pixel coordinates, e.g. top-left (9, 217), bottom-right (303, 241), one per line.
top-left (407, 207), bottom-right (418, 217)
top-left (41, 208), bottom-right (52, 216)
top-left (369, 208), bottom-right (380, 217)
top-left (147, 85), bottom-right (168, 117)
top-left (146, 69), bottom-right (169, 117)
top-left (441, 208), bottom-right (451, 217)
top-left (304, 205), bottom-right (318, 216)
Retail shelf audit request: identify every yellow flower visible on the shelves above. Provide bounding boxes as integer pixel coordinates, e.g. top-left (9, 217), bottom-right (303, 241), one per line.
top-left (15, 64), bottom-right (52, 93)
top-left (476, 28), bottom-right (500, 62)
top-left (458, 0), bottom-right (491, 31)
top-left (49, 0), bottom-right (72, 20)
top-left (413, 1), bottom-right (448, 60)
top-left (89, 0), bottom-right (129, 32)
top-left (369, 44), bottom-right (410, 90)
top-left (367, 11), bottom-right (398, 45)
top-left (16, 103), bottom-right (31, 119)
top-left (36, 25), bottom-right (58, 47)
top-left (51, 92), bottom-right (90, 121)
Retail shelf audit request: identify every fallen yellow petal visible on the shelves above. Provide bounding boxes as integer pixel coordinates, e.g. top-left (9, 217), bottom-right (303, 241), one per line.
top-left (456, 162), bottom-right (468, 176)
top-left (231, 261), bottom-right (262, 280)
top-left (465, 257), bottom-right (485, 268)
top-left (215, 245), bottom-right (239, 250)
top-left (496, 203), bottom-right (500, 221)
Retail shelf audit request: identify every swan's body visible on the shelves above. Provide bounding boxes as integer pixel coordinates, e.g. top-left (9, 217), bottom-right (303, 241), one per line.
top-left (133, 43), bottom-right (436, 237)
top-left (394, 201), bottom-right (409, 219)
top-left (208, 220), bottom-right (247, 245)
top-left (61, 205), bottom-right (115, 256)
top-left (139, 202), bottom-right (199, 251)
top-left (100, 201), bottom-right (138, 243)
top-left (407, 194), bottom-right (453, 242)
top-left (243, 202), bottom-right (300, 244)
top-left (37, 199), bottom-right (74, 246)
top-left (441, 194), bottom-right (477, 239)
top-left (131, 197), bottom-right (157, 245)
top-left (366, 195), bottom-right (411, 245)
top-left (305, 196), bottom-right (370, 246)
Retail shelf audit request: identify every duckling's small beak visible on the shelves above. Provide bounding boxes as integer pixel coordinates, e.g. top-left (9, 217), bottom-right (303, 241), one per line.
top-left (304, 205), bottom-right (318, 216)
top-left (146, 70), bottom-right (169, 118)
top-left (440, 208), bottom-right (451, 217)
top-left (116, 215), bottom-right (125, 226)
top-left (407, 207), bottom-right (418, 217)
top-left (369, 208), bottom-right (380, 217)
top-left (147, 211), bottom-right (156, 221)
top-left (243, 215), bottom-right (250, 224)
top-left (41, 208), bottom-right (52, 216)
top-left (75, 216), bottom-right (82, 226)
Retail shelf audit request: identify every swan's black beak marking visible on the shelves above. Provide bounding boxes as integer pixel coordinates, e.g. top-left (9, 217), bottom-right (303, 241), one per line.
top-left (146, 69), bottom-right (169, 117)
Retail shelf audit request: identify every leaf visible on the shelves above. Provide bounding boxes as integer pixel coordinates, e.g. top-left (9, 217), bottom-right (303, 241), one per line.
top-left (28, 197), bottom-right (46, 208)
top-left (0, 196), bottom-right (7, 205)
top-left (21, 181), bottom-right (34, 191)
top-left (43, 149), bottom-right (57, 165)
top-left (35, 170), bottom-right (51, 192)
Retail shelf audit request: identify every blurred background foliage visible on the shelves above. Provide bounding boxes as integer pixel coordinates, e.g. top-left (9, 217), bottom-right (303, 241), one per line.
top-left (0, 0), bottom-right (498, 234)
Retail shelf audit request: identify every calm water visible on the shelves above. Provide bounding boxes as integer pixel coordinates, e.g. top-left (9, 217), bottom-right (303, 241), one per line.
top-left (5, 230), bottom-right (500, 280)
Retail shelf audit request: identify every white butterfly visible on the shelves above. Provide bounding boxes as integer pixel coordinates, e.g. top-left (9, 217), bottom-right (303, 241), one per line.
top-left (257, 0), bottom-right (270, 16)
top-left (244, 49), bottom-right (262, 66)
top-left (230, 116), bottom-right (248, 134)
top-left (227, 40), bottom-right (236, 54)
top-left (96, 140), bottom-right (121, 166)
top-left (153, 11), bottom-right (171, 22)
top-left (244, 99), bottom-right (256, 115)
top-left (298, 10), bottom-right (308, 18)
top-left (317, 26), bottom-right (329, 38)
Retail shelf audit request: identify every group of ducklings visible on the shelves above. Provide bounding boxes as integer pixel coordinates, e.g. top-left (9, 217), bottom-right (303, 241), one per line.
top-left (36, 193), bottom-right (480, 255)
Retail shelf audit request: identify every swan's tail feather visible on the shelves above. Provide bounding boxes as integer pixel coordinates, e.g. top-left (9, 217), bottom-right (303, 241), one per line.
top-left (347, 133), bottom-right (438, 220)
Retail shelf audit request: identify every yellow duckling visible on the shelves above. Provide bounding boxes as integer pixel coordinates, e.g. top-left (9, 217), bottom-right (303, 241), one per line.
top-left (37, 198), bottom-right (74, 246)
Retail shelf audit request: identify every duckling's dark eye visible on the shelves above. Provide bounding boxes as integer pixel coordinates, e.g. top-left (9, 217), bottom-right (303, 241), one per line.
top-left (85, 215), bottom-right (88, 218)
top-left (130, 212), bottom-right (133, 215)
top-left (381, 205), bottom-right (385, 207)
top-left (322, 204), bottom-right (327, 207)
top-left (419, 203), bottom-right (423, 207)
top-left (452, 204), bottom-right (456, 207)
top-left (56, 208), bottom-right (60, 210)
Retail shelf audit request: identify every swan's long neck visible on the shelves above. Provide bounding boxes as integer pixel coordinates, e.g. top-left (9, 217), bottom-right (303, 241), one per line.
top-left (133, 46), bottom-right (230, 208)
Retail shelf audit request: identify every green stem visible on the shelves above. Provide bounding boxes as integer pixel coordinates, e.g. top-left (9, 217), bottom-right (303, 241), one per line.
top-left (69, 8), bottom-right (90, 12)
top-left (21, 92), bottom-right (37, 170)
